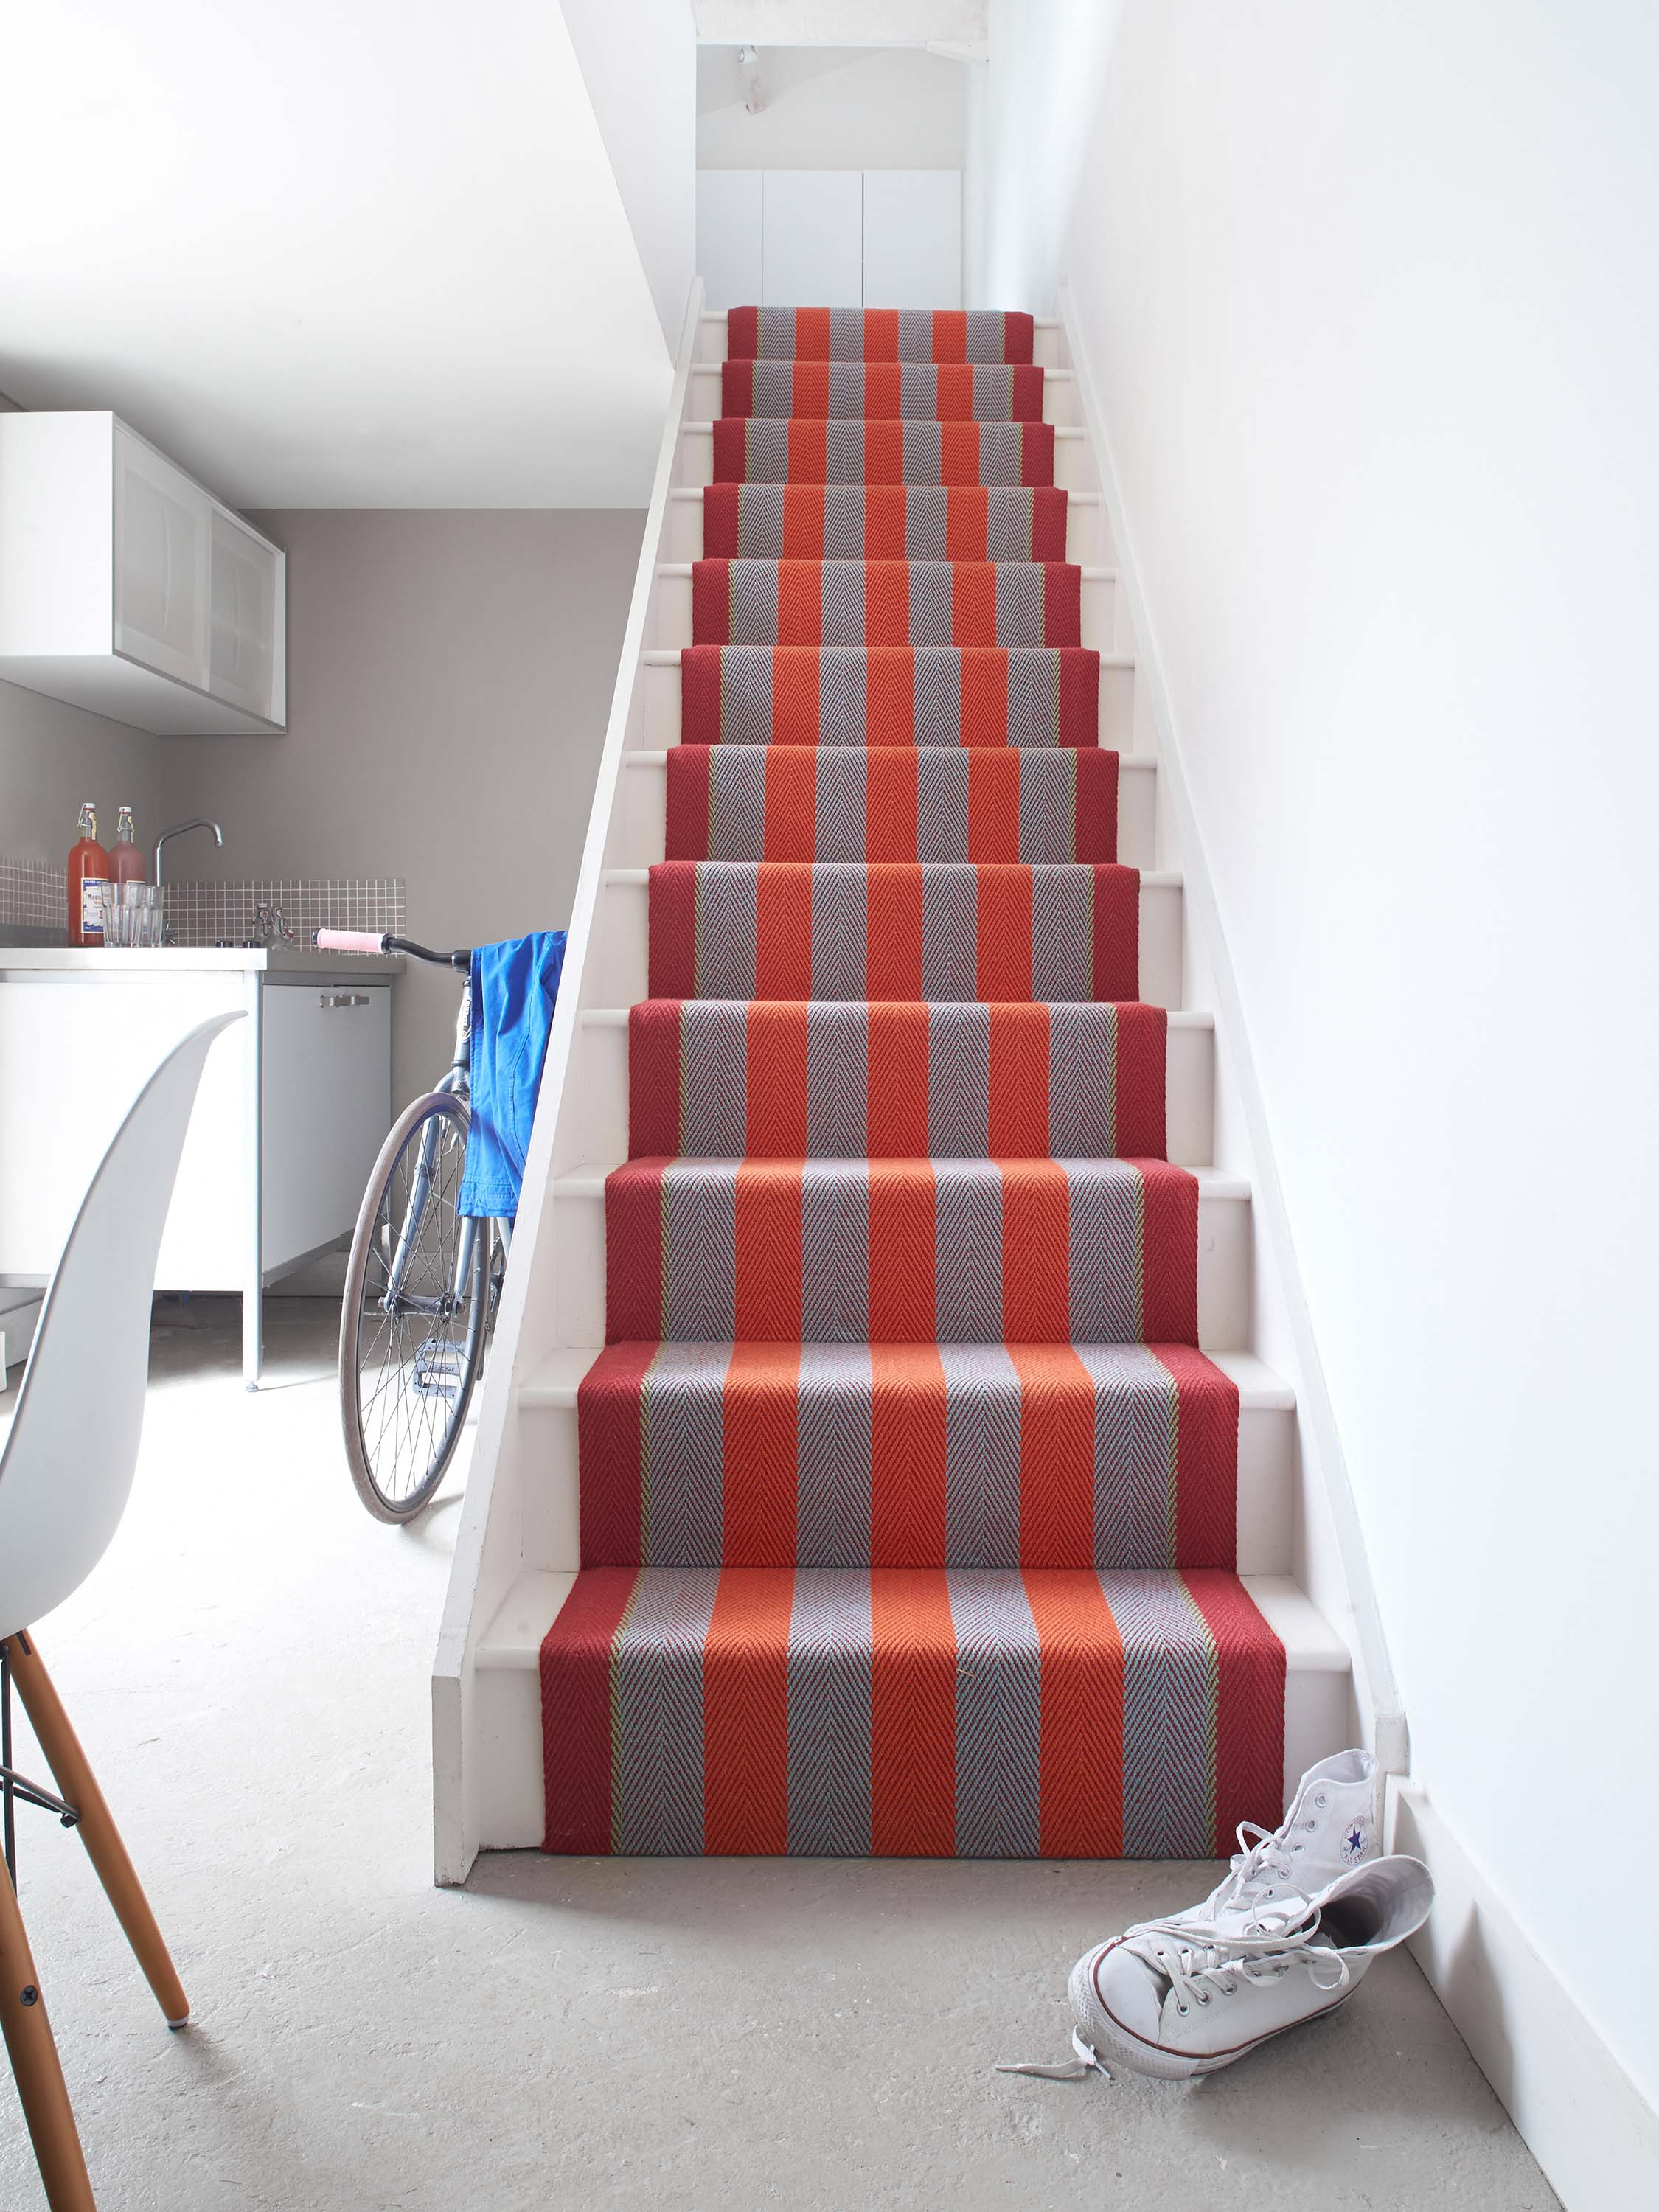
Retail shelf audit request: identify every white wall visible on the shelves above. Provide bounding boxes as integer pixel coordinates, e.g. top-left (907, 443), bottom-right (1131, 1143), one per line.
top-left (160, 511), bottom-right (642, 1109)
top-left (698, 45), bottom-right (965, 168)
top-left (976, 0), bottom-right (1659, 2139)
top-left (561, 0), bottom-right (697, 347)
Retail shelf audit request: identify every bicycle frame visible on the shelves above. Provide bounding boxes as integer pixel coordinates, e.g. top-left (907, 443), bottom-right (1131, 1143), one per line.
top-left (381, 973), bottom-right (510, 1321)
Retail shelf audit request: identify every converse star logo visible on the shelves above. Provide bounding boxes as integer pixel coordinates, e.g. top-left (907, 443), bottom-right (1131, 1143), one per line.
top-left (1344, 1825), bottom-right (1366, 1859)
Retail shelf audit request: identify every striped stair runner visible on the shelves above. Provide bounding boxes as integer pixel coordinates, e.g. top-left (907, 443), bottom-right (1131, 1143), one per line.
top-left (540, 303), bottom-right (1285, 1858)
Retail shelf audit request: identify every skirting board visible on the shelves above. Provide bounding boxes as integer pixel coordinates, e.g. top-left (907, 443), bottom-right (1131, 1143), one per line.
top-left (1389, 1779), bottom-right (1659, 2207)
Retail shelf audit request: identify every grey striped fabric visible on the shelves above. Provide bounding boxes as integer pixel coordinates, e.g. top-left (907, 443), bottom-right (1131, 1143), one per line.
top-left (610, 1568), bottom-right (721, 1854)
top-left (742, 307), bottom-right (1022, 363)
top-left (740, 363), bottom-right (1039, 421)
top-left (728, 421), bottom-right (1042, 487)
top-left (696, 647), bottom-right (1079, 748)
top-left (716, 560), bottom-right (1059, 649)
top-left (949, 1570), bottom-right (1045, 1856)
top-left (1097, 1571), bottom-right (1218, 1856)
top-left (786, 1571), bottom-right (874, 1854)
top-left (716, 484), bottom-right (1053, 560)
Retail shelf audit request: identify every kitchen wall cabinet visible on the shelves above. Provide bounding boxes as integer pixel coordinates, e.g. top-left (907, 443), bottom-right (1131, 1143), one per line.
top-left (696, 169), bottom-right (962, 312)
top-left (0, 413), bottom-right (285, 735)
top-left (0, 950), bottom-right (394, 1385)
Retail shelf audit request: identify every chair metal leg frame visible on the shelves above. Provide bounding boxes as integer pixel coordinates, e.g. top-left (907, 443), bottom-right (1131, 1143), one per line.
top-left (2, 1641), bottom-right (82, 1887)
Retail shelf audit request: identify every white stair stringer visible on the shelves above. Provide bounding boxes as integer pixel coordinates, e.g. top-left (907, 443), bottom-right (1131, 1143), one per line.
top-left (432, 295), bottom-right (1360, 1885)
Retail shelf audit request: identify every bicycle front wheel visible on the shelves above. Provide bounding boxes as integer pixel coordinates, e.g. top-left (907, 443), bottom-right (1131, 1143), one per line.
top-left (339, 1091), bottom-right (488, 1522)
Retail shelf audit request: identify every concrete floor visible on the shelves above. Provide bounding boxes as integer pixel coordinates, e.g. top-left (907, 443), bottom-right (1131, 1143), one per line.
top-left (1, 1297), bottom-right (1557, 2212)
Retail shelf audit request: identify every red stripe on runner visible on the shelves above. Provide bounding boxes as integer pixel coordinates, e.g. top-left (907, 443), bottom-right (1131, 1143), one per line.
top-left (692, 561), bottom-right (731, 645)
top-left (1057, 647), bottom-right (1099, 745)
top-left (1008, 1344), bottom-right (1094, 1565)
top-left (755, 863), bottom-right (813, 998)
top-left (977, 866), bottom-right (1034, 1001)
top-left (726, 307), bottom-right (759, 361)
top-left (864, 309), bottom-right (900, 363)
top-left (1134, 1160), bottom-right (1200, 1346)
top-left (1091, 865), bottom-right (1140, 1001)
top-left (961, 649), bottom-right (1009, 747)
top-left (777, 562), bottom-right (821, 647)
top-left (577, 1342), bottom-right (657, 1566)
top-left (1044, 563), bottom-right (1082, 645)
top-left (734, 1163), bottom-right (803, 1343)
top-left (1020, 424), bottom-right (1056, 487)
top-left (664, 742), bottom-right (712, 860)
top-left (1030, 487), bottom-right (1069, 560)
top-left (539, 1566), bottom-right (641, 1853)
top-left (952, 562), bottom-right (997, 644)
top-left (1001, 1161), bottom-right (1071, 1343)
top-left (603, 1161), bottom-right (669, 1342)
top-left (1009, 366), bottom-right (1046, 422)
top-left (796, 308), bottom-right (830, 364)
top-left (1074, 747), bottom-right (1117, 860)
top-left (1156, 1345), bottom-right (1239, 1570)
top-left (680, 645), bottom-right (723, 744)
top-left (701, 485), bottom-right (740, 557)
top-left (773, 647), bottom-right (821, 745)
top-left (967, 750), bottom-right (1019, 860)
top-left (762, 746), bottom-right (818, 858)
top-left (781, 485), bottom-right (826, 560)
top-left (1181, 1572), bottom-right (1285, 1851)
top-left (627, 1001), bottom-right (683, 1157)
top-left (1112, 1001), bottom-right (1166, 1157)
top-left (647, 863), bottom-right (699, 997)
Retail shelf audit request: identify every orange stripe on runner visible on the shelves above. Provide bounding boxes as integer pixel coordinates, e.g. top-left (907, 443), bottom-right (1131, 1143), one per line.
top-left (967, 750), bottom-right (1020, 861)
top-left (866, 366), bottom-right (902, 419)
top-left (939, 422), bottom-right (979, 486)
top-left (796, 364), bottom-right (830, 418)
top-left (781, 485), bottom-right (825, 560)
top-left (796, 308), bottom-right (830, 363)
top-left (935, 366), bottom-right (975, 421)
top-left (734, 1161), bottom-right (802, 1342)
top-left (977, 866), bottom-right (1033, 1001)
top-left (866, 1004), bottom-right (929, 1155)
top-left (865, 563), bottom-right (910, 647)
top-left (946, 487), bottom-right (989, 562)
top-left (867, 648), bottom-right (914, 745)
top-left (721, 1341), bottom-right (801, 1567)
top-left (933, 310), bottom-right (967, 365)
top-left (986, 1004), bottom-right (1050, 1154)
top-left (702, 1567), bottom-right (795, 1853)
top-left (1023, 1569), bottom-right (1124, 1857)
top-left (771, 647), bottom-right (820, 745)
top-left (788, 421), bottom-right (828, 482)
top-left (870, 1570), bottom-right (958, 1854)
top-left (867, 1160), bottom-right (936, 1340)
top-left (777, 562), bottom-right (821, 647)
top-left (960, 649), bottom-right (1009, 748)
top-left (870, 1343), bottom-right (947, 1565)
top-left (863, 422), bottom-right (904, 484)
top-left (952, 562), bottom-right (997, 644)
top-left (999, 1160), bottom-right (1071, 1343)
top-left (865, 309), bottom-right (899, 363)
top-left (754, 862), bottom-right (814, 997)
top-left (762, 746), bottom-right (817, 859)
top-left (865, 488), bottom-right (905, 560)
top-left (1006, 1342), bottom-right (1094, 1565)
top-left (746, 1001), bottom-right (807, 1155)
top-left (866, 866), bottom-right (924, 999)
top-left (864, 748), bottom-right (919, 862)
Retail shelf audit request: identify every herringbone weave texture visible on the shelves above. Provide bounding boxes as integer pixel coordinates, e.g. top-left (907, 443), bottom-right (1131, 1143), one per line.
top-left (540, 302), bottom-right (1284, 1858)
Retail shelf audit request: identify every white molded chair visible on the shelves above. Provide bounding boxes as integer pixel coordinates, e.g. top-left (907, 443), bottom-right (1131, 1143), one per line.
top-left (0, 1012), bottom-right (242, 2212)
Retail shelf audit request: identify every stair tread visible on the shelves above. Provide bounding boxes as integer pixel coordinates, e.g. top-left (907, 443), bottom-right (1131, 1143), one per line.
top-left (552, 1161), bottom-right (1251, 1197)
top-left (477, 1561), bottom-right (1335, 1668)
top-left (520, 1343), bottom-right (1289, 1409)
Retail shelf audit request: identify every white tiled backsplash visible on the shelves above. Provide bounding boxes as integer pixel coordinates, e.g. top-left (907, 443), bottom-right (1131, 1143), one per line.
top-left (0, 860), bottom-right (405, 949)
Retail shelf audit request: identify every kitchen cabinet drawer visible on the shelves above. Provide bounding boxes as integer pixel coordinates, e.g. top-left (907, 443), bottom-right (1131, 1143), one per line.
top-left (260, 981), bottom-right (391, 1276)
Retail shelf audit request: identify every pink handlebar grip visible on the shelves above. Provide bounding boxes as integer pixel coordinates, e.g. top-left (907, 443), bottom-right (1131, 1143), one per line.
top-left (314, 928), bottom-right (386, 955)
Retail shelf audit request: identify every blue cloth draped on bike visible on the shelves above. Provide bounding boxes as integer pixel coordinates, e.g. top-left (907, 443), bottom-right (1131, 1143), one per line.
top-left (456, 929), bottom-right (567, 1220)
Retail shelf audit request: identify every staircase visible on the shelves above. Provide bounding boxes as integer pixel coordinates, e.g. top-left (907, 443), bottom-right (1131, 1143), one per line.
top-left (434, 293), bottom-right (1355, 1879)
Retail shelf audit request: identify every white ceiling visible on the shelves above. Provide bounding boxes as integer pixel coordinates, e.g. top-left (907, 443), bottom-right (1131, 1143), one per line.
top-left (693, 1), bottom-right (987, 47)
top-left (0, 1), bottom-right (673, 507)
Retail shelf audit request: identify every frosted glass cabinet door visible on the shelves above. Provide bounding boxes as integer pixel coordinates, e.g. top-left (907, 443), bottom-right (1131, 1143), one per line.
top-left (210, 509), bottom-right (278, 719)
top-left (114, 426), bottom-right (212, 689)
top-left (697, 170), bottom-right (764, 312)
top-left (862, 172), bottom-right (962, 310)
top-left (762, 172), bottom-right (863, 308)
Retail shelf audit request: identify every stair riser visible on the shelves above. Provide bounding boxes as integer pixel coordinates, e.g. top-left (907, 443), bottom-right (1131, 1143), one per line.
top-left (515, 1391), bottom-right (1291, 1577)
top-left (664, 491), bottom-right (1111, 566)
top-left (677, 425), bottom-right (1099, 495)
top-left (634, 653), bottom-right (1143, 752)
top-left (544, 1183), bottom-right (1251, 1354)
top-left (689, 362), bottom-right (1082, 427)
top-left (468, 1597), bottom-right (1333, 1854)
top-left (649, 568), bottom-right (1118, 653)
top-left (616, 751), bottom-right (1159, 867)
top-left (585, 871), bottom-right (1185, 1012)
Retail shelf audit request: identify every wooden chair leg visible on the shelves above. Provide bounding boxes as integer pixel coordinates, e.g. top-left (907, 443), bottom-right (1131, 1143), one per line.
top-left (5, 1635), bottom-right (188, 2029)
top-left (0, 1854), bottom-right (96, 2212)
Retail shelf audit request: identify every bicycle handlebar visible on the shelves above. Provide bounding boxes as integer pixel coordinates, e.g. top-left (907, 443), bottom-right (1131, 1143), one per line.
top-left (313, 929), bottom-right (471, 970)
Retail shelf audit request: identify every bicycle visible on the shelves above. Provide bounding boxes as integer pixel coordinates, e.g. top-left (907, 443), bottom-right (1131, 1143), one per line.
top-left (315, 929), bottom-right (511, 1523)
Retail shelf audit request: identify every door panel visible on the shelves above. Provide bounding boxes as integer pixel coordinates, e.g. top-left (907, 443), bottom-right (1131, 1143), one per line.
top-left (696, 170), bottom-right (764, 313)
top-left (862, 171), bottom-right (962, 310)
top-left (114, 428), bottom-right (211, 689)
top-left (762, 171), bottom-right (863, 308)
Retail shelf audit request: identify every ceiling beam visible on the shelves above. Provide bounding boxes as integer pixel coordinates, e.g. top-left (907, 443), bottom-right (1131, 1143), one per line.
top-left (693, 2), bottom-right (987, 49)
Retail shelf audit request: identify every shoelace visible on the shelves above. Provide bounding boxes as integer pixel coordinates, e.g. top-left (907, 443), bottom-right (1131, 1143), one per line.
top-left (1127, 1902), bottom-right (1351, 2015)
top-left (995, 2031), bottom-right (1112, 2084)
top-left (1201, 1818), bottom-right (1306, 1913)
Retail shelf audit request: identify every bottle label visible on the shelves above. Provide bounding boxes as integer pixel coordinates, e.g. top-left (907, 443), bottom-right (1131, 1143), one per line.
top-left (80, 875), bottom-right (110, 940)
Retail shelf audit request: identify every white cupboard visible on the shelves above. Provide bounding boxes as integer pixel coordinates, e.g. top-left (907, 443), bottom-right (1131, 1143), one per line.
top-left (0, 413), bottom-right (285, 734)
top-left (697, 170), bottom-right (961, 313)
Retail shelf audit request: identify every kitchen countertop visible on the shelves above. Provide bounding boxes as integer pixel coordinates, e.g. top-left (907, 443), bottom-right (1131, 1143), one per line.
top-left (0, 946), bottom-right (403, 979)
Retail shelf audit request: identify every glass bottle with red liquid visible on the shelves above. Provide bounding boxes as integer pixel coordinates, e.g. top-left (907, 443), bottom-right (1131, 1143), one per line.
top-left (67, 801), bottom-right (111, 946)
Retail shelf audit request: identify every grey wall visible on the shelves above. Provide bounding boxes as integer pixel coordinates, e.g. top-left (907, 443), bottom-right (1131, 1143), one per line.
top-left (0, 677), bottom-right (162, 874)
top-left (160, 509), bottom-right (644, 1107)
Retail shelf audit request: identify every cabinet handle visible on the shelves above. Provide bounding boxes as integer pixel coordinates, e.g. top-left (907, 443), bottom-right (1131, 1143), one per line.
top-left (319, 992), bottom-right (369, 1009)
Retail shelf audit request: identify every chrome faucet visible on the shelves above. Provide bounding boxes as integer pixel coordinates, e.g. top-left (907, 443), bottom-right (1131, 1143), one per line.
top-left (153, 817), bottom-right (224, 885)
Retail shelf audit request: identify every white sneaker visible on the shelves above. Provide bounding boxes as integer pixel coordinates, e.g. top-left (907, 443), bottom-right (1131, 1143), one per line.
top-left (1184, 1748), bottom-right (1379, 1925)
top-left (1065, 1854), bottom-right (1433, 2082)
